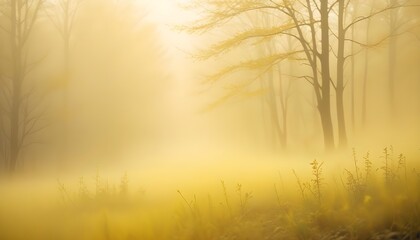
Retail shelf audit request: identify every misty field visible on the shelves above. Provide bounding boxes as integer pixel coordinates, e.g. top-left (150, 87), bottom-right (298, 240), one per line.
top-left (0, 147), bottom-right (419, 240)
top-left (1, 0), bottom-right (420, 239)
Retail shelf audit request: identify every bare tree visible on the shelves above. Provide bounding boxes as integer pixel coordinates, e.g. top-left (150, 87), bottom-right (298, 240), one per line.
top-left (0, 0), bottom-right (45, 171)
top-left (184, 0), bottom-right (417, 151)
top-left (45, 0), bottom-right (81, 157)
top-left (388, 0), bottom-right (398, 117)
top-left (45, 0), bottom-right (81, 100)
top-left (361, 7), bottom-right (374, 128)
top-left (329, 0), bottom-right (409, 147)
top-left (347, 0), bottom-right (417, 128)
top-left (256, 14), bottom-right (291, 150)
top-left (183, 0), bottom-right (336, 150)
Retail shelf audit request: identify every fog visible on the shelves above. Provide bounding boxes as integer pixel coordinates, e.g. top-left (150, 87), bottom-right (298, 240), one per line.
top-left (0, 0), bottom-right (420, 239)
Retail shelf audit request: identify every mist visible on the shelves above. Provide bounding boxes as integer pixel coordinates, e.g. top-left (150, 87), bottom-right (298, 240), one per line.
top-left (0, 0), bottom-right (420, 239)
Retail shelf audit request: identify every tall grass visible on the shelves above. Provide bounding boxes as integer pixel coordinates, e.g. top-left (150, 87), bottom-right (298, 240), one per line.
top-left (1, 147), bottom-right (419, 240)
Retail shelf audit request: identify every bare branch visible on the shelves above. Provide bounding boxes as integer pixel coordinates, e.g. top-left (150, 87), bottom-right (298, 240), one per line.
top-left (207, 50), bottom-right (303, 83)
top-left (196, 22), bottom-right (312, 60)
top-left (343, 3), bottom-right (420, 33)
top-left (180, 1), bottom-right (282, 34)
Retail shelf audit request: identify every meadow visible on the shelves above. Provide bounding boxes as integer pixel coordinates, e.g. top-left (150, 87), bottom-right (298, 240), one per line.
top-left (0, 147), bottom-right (419, 240)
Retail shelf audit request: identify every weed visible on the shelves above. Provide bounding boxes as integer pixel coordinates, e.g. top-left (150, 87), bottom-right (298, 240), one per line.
top-left (309, 159), bottom-right (323, 204)
top-left (381, 146), bottom-right (398, 186)
top-left (236, 183), bottom-right (252, 214)
top-left (364, 151), bottom-right (372, 182)
top-left (380, 147), bottom-right (409, 188)
top-left (221, 180), bottom-right (232, 217)
top-left (57, 173), bottom-right (133, 208)
top-left (78, 177), bottom-right (89, 201)
top-left (119, 172), bottom-right (129, 196)
top-left (352, 148), bottom-right (361, 183)
top-left (397, 154), bottom-right (407, 184)
top-left (57, 179), bottom-right (73, 204)
top-left (292, 160), bottom-right (324, 205)
top-left (344, 150), bottom-right (370, 202)
top-left (22, 148), bottom-right (420, 240)
top-left (293, 169), bottom-right (306, 201)
top-left (274, 183), bottom-right (281, 206)
top-left (177, 190), bottom-right (200, 219)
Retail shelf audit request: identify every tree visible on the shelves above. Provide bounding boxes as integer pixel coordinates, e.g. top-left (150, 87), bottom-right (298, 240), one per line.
top-left (346, 0), bottom-right (417, 129)
top-left (183, 0), bottom-right (337, 150)
top-left (361, 6), bottom-right (374, 128)
top-left (388, 0), bottom-right (398, 117)
top-left (331, 0), bottom-right (408, 147)
top-left (319, 0), bottom-right (335, 149)
top-left (44, 0), bottom-right (81, 158)
top-left (184, 0), bottom-right (418, 151)
top-left (254, 13), bottom-right (291, 150)
top-left (0, 0), bottom-right (45, 171)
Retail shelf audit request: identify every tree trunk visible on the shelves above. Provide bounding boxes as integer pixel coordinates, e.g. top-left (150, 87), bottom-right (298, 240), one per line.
top-left (389, 0), bottom-right (398, 118)
top-left (9, 0), bottom-right (21, 172)
top-left (319, 0), bottom-right (335, 150)
top-left (267, 68), bottom-right (285, 149)
top-left (336, 88), bottom-right (347, 148)
top-left (362, 17), bottom-right (372, 128)
top-left (318, 104), bottom-right (335, 150)
top-left (9, 79), bottom-right (21, 172)
top-left (277, 65), bottom-right (287, 149)
top-left (336, 0), bottom-right (348, 148)
top-left (350, 24), bottom-right (355, 132)
top-left (62, 30), bottom-right (70, 160)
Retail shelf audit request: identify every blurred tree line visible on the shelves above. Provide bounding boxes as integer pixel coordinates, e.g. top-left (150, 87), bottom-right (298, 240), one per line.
top-left (184, 0), bottom-right (420, 152)
top-left (0, 0), bottom-right (169, 172)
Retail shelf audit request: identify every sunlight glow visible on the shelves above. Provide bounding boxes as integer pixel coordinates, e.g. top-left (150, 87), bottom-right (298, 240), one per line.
top-left (0, 0), bottom-right (419, 239)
